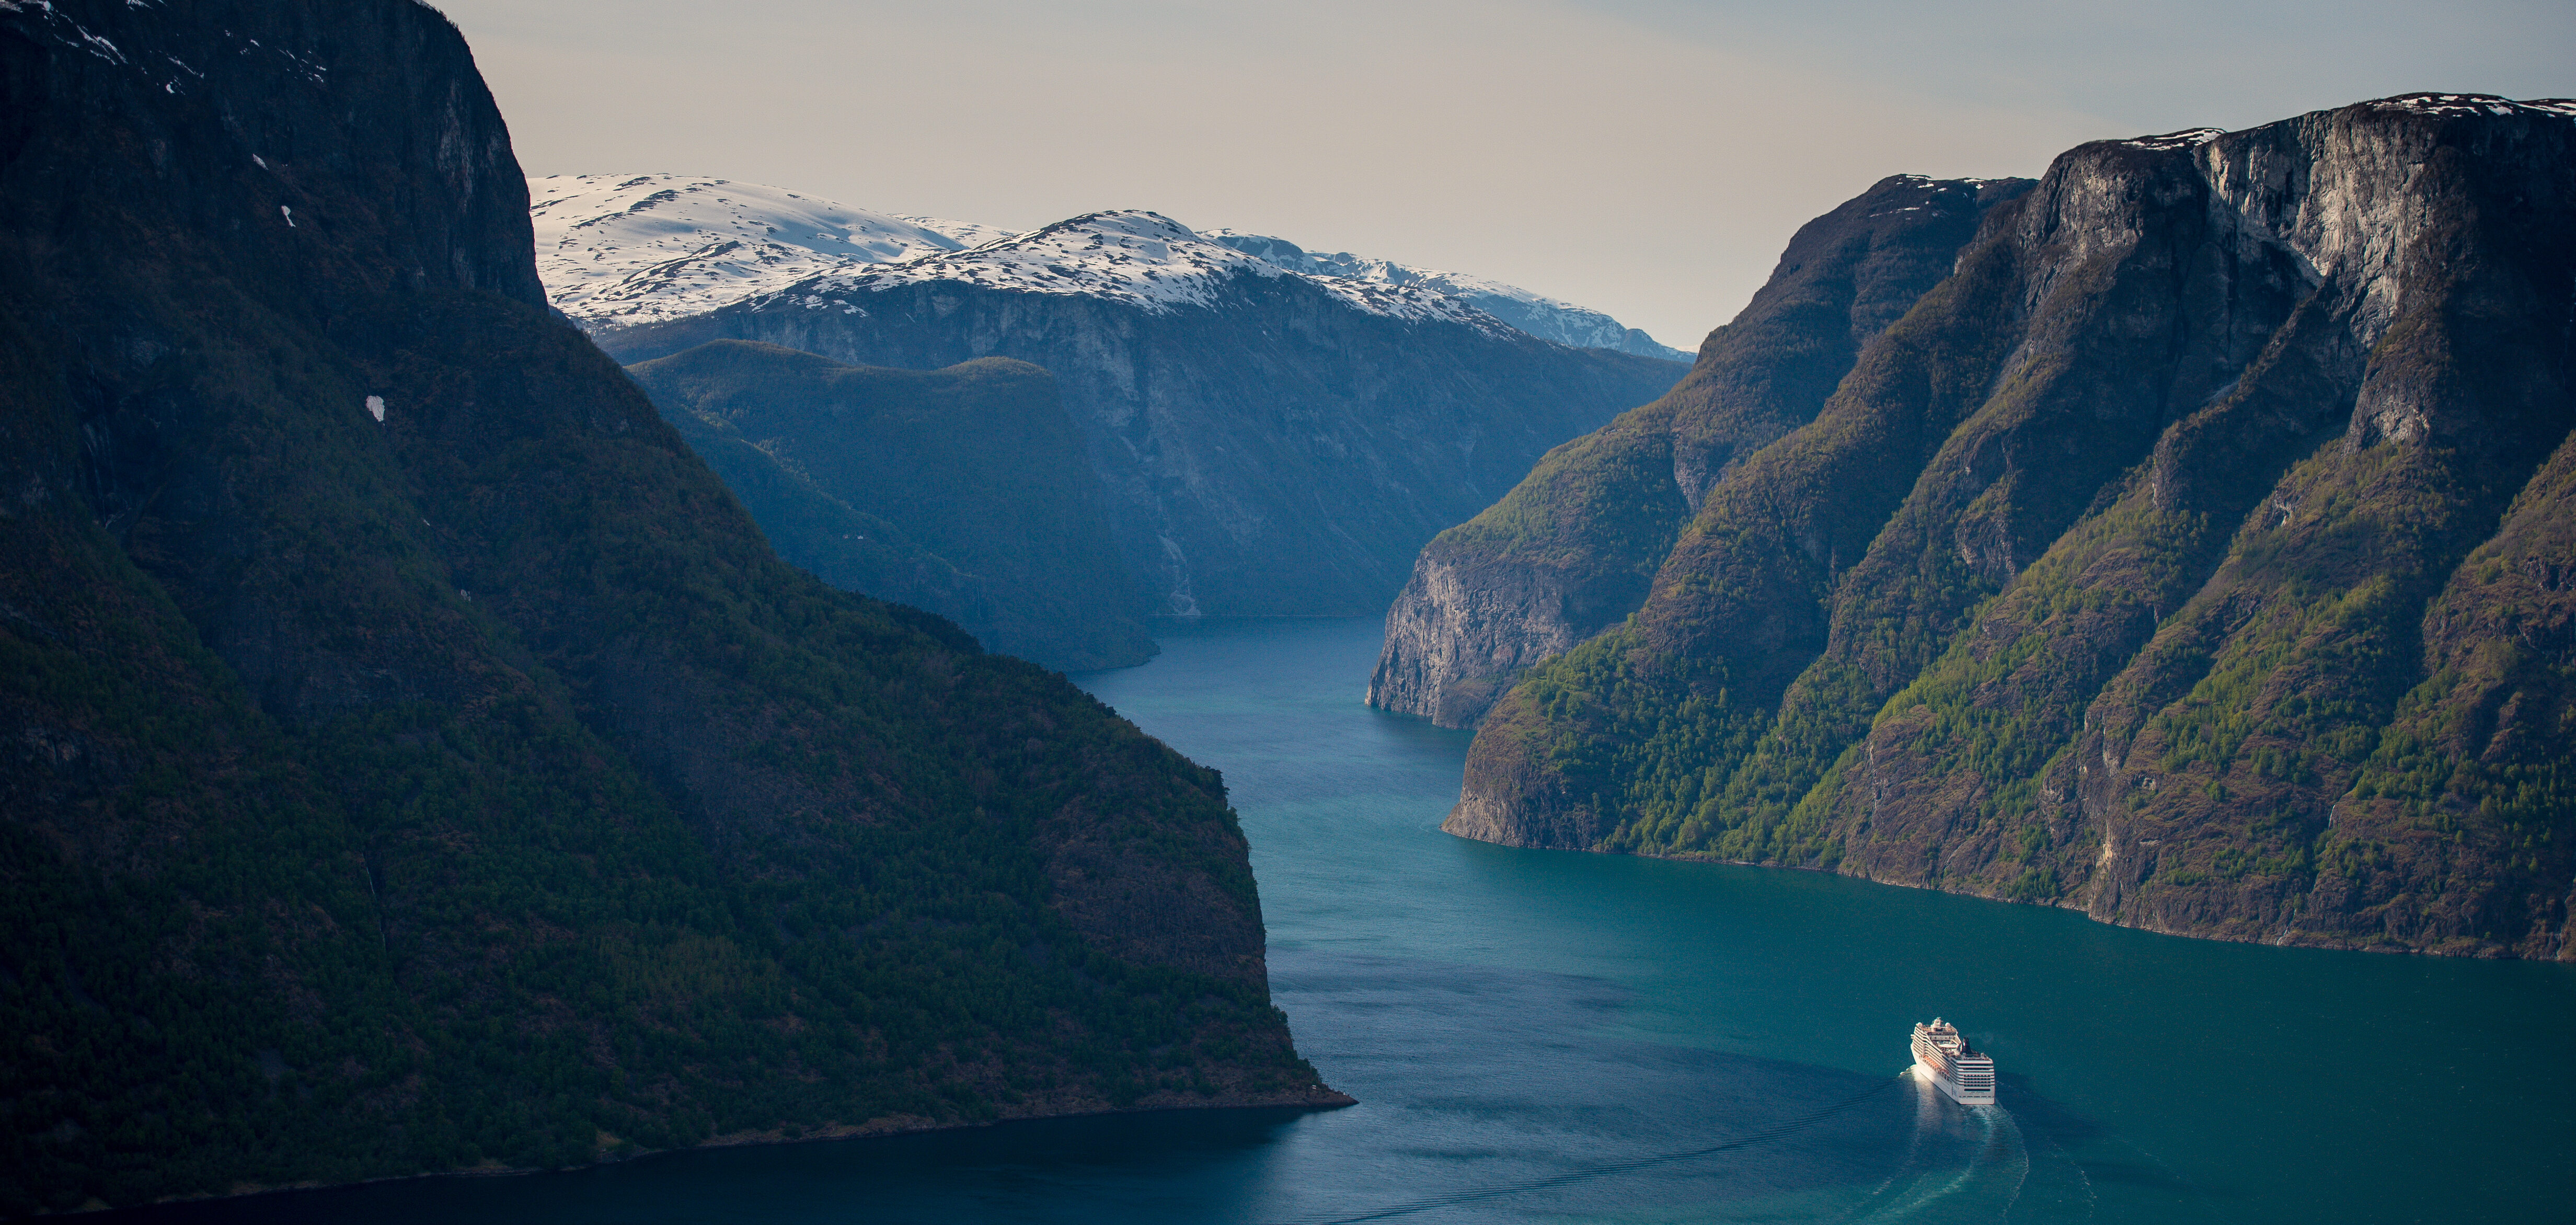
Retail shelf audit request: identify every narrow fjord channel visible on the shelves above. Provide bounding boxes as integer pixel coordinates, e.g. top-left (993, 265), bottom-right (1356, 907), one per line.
top-left (114, 619), bottom-right (2574, 1223)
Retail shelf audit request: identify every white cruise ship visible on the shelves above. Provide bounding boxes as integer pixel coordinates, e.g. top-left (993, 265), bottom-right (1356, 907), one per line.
top-left (1911, 1018), bottom-right (1996, 1105)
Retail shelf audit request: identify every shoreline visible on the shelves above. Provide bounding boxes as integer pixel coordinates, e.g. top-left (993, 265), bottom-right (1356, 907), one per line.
top-left (71, 1087), bottom-right (1355, 1216)
top-left (1434, 825), bottom-right (2573, 964)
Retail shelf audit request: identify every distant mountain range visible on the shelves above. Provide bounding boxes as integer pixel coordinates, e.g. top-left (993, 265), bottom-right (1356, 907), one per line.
top-left (1198, 231), bottom-right (1690, 361)
top-left (530, 174), bottom-right (1687, 360)
top-left (600, 210), bottom-right (1688, 620)
top-left (1417, 94), bottom-right (2576, 961)
top-left (528, 174), bottom-right (1010, 331)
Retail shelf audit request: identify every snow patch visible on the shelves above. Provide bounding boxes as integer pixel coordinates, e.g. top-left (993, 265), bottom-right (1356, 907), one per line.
top-left (757, 210), bottom-right (1510, 332)
top-left (1200, 230), bottom-right (1685, 358)
top-left (365, 395), bottom-right (385, 422)
top-left (527, 174), bottom-right (1002, 329)
top-left (2370, 93), bottom-right (2576, 120)
top-left (525, 177), bottom-right (1671, 354)
top-left (893, 215), bottom-right (1017, 248)
top-left (2119, 128), bottom-right (2226, 152)
top-left (279, 205), bottom-right (294, 227)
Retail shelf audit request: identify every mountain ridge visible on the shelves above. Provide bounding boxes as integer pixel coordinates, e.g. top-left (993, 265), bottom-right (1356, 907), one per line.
top-left (1370, 174), bottom-right (2033, 728)
top-left (599, 212), bottom-right (1689, 619)
top-left (1439, 94), bottom-right (2576, 960)
top-left (532, 176), bottom-right (1684, 358)
top-left (1201, 229), bottom-right (1690, 360)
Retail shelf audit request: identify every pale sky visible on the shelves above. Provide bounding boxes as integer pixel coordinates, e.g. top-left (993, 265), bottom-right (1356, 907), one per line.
top-left (438, 0), bottom-right (2573, 350)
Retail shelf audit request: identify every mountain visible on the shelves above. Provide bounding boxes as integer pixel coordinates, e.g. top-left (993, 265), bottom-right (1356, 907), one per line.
top-left (1201, 231), bottom-right (1691, 360)
top-left (599, 211), bottom-right (1690, 617)
top-left (1370, 176), bottom-right (2033, 727)
top-left (528, 173), bottom-right (1014, 331)
top-left (528, 173), bottom-right (1683, 362)
top-left (1442, 95), bottom-right (2576, 960)
top-left (0, 0), bottom-right (1338, 1212)
top-left (627, 341), bottom-right (1156, 670)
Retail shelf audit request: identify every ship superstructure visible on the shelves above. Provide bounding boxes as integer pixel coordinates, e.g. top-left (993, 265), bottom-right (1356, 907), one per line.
top-left (1910, 1018), bottom-right (1996, 1105)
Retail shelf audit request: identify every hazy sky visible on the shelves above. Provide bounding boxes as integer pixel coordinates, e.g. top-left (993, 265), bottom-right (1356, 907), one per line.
top-left (439, 0), bottom-right (2573, 349)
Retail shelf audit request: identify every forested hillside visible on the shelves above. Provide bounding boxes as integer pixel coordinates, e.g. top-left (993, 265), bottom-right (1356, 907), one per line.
top-left (0, 1), bottom-right (1334, 1213)
top-left (1447, 96), bottom-right (2576, 960)
top-left (628, 341), bottom-right (1155, 671)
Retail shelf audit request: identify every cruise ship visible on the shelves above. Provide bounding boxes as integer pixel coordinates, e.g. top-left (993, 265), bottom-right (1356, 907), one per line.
top-left (1910, 1018), bottom-right (1996, 1105)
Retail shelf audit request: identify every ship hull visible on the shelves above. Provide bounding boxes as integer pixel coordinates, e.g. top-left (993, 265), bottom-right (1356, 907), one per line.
top-left (1913, 1058), bottom-right (1995, 1106)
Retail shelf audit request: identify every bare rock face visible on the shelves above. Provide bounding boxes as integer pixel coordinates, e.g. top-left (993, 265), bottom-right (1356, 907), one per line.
top-left (1447, 95), bottom-right (2576, 959)
top-left (1370, 176), bottom-right (2030, 727)
top-left (1365, 411), bottom-right (1687, 728)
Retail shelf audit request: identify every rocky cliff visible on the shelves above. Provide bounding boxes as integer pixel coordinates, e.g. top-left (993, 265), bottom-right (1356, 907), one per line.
top-left (1448, 95), bottom-right (2576, 959)
top-left (598, 213), bottom-right (1689, 619)
top-left (1370, 176), bottom-right (2031, 727)
top-left (627, 341), bottom-right (1155, 670)
top-left (0, 1), bottom-right (1334, 1212)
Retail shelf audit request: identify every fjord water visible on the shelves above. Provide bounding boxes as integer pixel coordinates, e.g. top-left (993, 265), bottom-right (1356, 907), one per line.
top-left (117, 619), bottom-right (2571, 1223)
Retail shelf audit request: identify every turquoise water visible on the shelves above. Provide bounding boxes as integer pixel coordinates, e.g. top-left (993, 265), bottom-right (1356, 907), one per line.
top-left (111, 618), bottom-right (2575, 1223)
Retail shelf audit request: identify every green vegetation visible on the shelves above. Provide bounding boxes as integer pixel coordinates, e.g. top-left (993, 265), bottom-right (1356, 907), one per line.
top-left (0, 4), bottom-right (1325, 1212)
top-left (1454, 115), bottom-right (2576, 957)
top-left (1382, 175), bottom-right (2031, 726)
top-left (0, 273), bottom-right (1320, 1217)
top-left (628, 341), bottom-right (1155, 671)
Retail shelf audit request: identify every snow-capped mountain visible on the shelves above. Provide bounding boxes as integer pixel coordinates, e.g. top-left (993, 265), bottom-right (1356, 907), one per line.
top-left (528, 175), bottom-right (1682, 358)
top-left (556, 191), bottom-right (1693, 621)
top-left (758, 210), bottom-right (1510, 332)
top-left (528, 174), bottom-right (1011, 329)
top-left (601, 209), bottom-right (1689, 621)
top-left (1202, 231), bottom-right (1690, 361)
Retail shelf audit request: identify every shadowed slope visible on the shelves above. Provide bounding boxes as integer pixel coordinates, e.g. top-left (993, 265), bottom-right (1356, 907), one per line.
top-left (628, 340), bottom-right (1155, 671)
top-left (0, 1), bottom-right (1336, 1212)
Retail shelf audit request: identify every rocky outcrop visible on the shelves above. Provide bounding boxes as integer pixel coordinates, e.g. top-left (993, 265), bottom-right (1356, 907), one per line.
top-left (1448, 96), bottom-right (2576, 959)
top-left (0, 2), bottom-right (1336, 1212)
top-left (1370, 176), bottom-right (2031, 727)
top-left (598, 216), bottom-right (1688, 619)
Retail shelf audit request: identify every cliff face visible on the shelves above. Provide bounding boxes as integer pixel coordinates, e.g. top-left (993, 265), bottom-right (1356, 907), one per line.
top-left (627, 341), bottom-right (1155, 671)
top-left (0, 2), bottom-right (1333, 1212)
top-left (599, 216), bottom-right (1688, 619)
top-left (1370, 176), bottom-right (2032, 727)
top-left (1449, 96), bottom-right (2576, 959)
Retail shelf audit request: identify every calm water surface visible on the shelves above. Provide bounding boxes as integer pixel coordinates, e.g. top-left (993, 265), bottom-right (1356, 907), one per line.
top-left (117, 618), bottom-right (2574, 1223)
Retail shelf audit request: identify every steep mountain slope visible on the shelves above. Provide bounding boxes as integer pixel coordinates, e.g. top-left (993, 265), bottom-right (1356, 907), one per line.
top-left (1202, 230), bottom-right (1689, 360)
top-left (0, 1), bottom-right (1336, 1212)
top-left (1447, 96), bottom-right (2576, 959)
top-left (628, 341), bottom-right (1155, 670)
top-left (602, 212), bottom-right (1689, 617)
top-left (528, 174), bottom-right (1012, 331)
top-left (1369, 176), bottom-right (2032, 727)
